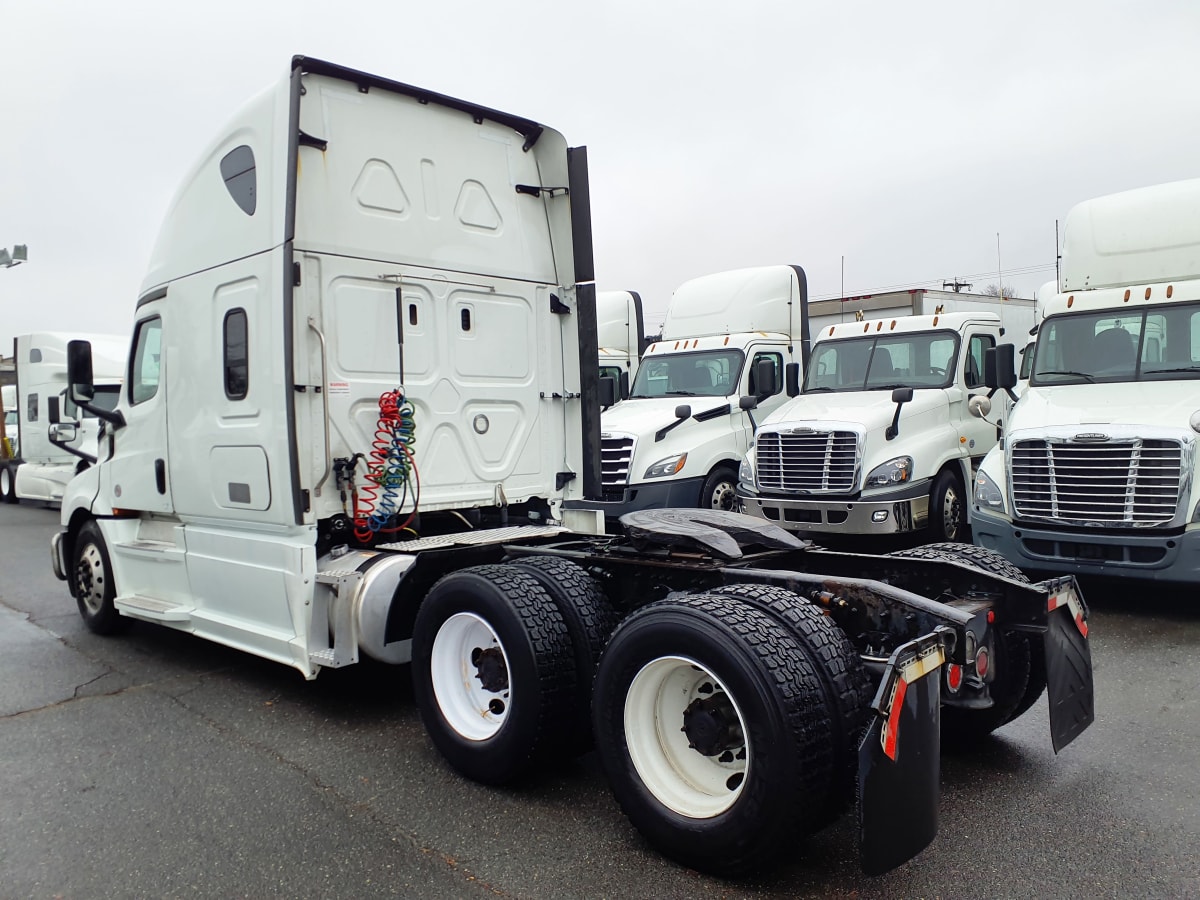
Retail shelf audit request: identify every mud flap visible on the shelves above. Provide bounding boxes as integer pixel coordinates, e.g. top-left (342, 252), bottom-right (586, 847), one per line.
top-left (858, 631), bottom-right (946, 876)
top-left (1043, 579), bottom-right (1094, 752)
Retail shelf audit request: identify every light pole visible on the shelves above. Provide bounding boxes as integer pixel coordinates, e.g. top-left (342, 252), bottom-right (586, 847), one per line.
top-left (1, 244), bottom-right (28, 459)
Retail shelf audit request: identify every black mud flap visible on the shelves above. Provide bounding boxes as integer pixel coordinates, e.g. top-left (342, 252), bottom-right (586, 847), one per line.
top-left (1042, 578), bottom-right (1095, 752)
top-left (858, 631), bottom-right (947, 876)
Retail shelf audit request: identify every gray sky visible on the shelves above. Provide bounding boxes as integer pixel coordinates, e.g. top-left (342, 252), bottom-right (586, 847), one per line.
top-left (3, 0), bottom-right (1199, 345)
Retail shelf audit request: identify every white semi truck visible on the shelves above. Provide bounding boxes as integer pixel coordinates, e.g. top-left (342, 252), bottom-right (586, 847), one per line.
top-left (592, 265), bottom-right (816, 516)
top-left (973, 177), bottom-right (1200, 584)
top-left (738, 305), bottom-right (1033, 543)
top-left (51, 56), bottom-right (1093, 876)
top-left (0, 333), bottom-right (126, 504)
top-left (596, 289), bottom-right (645, 402)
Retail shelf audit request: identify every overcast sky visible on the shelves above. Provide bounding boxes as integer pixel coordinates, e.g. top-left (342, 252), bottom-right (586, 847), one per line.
top-left (3, 0), bottom-right (1199, 346)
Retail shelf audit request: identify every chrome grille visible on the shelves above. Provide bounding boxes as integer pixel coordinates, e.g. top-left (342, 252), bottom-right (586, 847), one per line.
top-left (1010, 438), bottom-right (1183, 526)
top-left (601, 435), bottom-right (635, 488)
top-left (756, 430), bottom-right (858, 493)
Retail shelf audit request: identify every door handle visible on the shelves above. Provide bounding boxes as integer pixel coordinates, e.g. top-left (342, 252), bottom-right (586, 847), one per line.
top-left (155, 458), bottom-right (167, 495)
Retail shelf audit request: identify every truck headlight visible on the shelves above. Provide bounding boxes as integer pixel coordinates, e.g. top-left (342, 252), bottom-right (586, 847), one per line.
top-left (865, 456), bottom-right (912, 488)
top-left (974, 469), bottom-right (1005, 513)
top-left (738, 448), bottom-right (755, 489)
top-left (645, 453), bottom-right (687, 479)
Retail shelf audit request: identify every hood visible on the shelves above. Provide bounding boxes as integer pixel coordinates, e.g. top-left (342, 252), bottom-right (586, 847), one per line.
top-left (601, 396), bottom-right (733, 438)
top-left (759, 389), bottom-right (947, 435)
top-left (1013, 382), bottom-right (1200, 431)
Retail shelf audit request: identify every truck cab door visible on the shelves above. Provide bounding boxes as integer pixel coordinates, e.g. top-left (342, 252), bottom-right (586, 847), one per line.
top-left (955, 329), bottom-right (1007, 460)
top-left (736, 346), bottom-right (789, 454)
top-left (105, 313), bottom-right (174, 514)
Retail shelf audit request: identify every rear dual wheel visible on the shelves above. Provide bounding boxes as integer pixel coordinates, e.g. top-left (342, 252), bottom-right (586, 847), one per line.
top-left (592, 594), bottom-right (835, 876)
top-left (412, 565), bottom-right (576, 785)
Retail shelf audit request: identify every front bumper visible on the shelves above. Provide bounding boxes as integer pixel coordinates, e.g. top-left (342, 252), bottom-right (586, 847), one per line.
top-left (738, 479), bottom-right (931, 535)
top-left (972, 506), bottom-right (1200, 584)
top-left (566, 475), bottom-right (706, 521)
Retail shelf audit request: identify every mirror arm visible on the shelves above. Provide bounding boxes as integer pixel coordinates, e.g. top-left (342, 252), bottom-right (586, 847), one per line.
top-left (885, 400), bottom-right (906, 441)
top-left (69, 396), bottom-right (125, 429)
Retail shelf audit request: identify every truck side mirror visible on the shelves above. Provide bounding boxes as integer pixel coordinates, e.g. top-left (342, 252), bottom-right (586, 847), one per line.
top-left (67, 339), bottom-right (95, 403)
top-left (48, 421), bottom-right (78, 444)
top-left (785, 362), bottom-right (800, 397)
top-left (983, 344), bottom-right (1017, 391)
top-left (886, 388), bottom-right (913, 441)
top-left (48, 395), bottom-right (61, 425)
top-left (598, 375), bottom-right (618, 409)
top-left (618, 371), bottom-right (630, 401)
top-left (752, 359), bottom-right (777, 398)
top-left (674, 404), bottom-right (692, 419)
top-left (739, 395), bottom-right (759, 432)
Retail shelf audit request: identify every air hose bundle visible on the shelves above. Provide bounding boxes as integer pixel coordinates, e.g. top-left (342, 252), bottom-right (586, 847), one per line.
top-left (353, 389), bottom-right (419, 542)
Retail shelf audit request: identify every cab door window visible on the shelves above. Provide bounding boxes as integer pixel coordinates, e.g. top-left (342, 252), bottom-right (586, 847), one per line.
top-left (130, 317), bottom-right (163, 405)
top-left (747, 351), bottom-right (783, 396)
top-left (965, 334), bottom-right (995, 388)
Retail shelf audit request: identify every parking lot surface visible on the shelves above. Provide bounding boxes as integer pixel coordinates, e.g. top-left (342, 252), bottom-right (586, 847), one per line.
top-left (2, 501), bottom-right (1198, 898)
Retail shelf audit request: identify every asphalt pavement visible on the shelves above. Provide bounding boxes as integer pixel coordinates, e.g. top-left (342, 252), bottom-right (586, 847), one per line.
top-left (1, 500), bottom-right (1198, 898)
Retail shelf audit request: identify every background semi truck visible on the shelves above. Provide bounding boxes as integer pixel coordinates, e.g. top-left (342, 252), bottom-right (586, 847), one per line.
top-left (596, 289), bottom-right (645, 402)
top-left (51, 56), bottom-right (1093, 876)
top-left (973, 177), bottom-right (1200, 583)
top-left (0, 333), bottom-right (125, 504)
top-left (591, 265), bottom-right (816, 516)
top-left (738, 305), bottom-right (1033, 543)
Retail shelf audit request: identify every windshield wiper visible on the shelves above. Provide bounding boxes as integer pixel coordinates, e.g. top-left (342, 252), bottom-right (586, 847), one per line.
top-left (665, 390), bottom-right (699, 396)
top-left (1036, 370), bottom-right (1096, 383)
top-left (1148, 366), bottom-right (1200, 375)
top-left (870, 383), bottom-right (909, 391)
top-left (803, 386), bottom-right (836, 393)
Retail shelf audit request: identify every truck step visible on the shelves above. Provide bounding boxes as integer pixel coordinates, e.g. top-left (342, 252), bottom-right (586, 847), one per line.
top-left (115, 594), bottom-right (193, 622)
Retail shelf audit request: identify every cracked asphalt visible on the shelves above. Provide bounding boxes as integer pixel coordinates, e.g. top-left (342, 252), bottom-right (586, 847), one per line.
top-left (1, 501), bottom-right (1199, 898)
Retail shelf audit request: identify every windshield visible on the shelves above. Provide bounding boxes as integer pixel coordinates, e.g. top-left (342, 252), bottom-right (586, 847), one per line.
top-left (803, 330), bottom-right (959, 393)
top-left (629, 349), bottom-right (745, 398)
top-left (1031, 300), bottom-right (1200, 385)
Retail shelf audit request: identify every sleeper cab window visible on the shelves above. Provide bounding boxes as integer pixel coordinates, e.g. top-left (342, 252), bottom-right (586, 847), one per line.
top-left (220, 145), bottom-right (256, 216)
top-left (130, 316), bottom-right (163, 405)
top-left (223, 309), bottom-right (249, 400)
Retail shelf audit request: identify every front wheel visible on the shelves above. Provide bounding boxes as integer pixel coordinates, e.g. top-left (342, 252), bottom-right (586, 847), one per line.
top-left (592, 594), bottom-right (833, 876)
top-left (700, 465), bottom-right (739, 512)
top-left (0, 464), bottom-right (18, 504)
top-left (928, 468), bottom-right (967, 542)
top-left (73, 520), bottom-right (128, 634)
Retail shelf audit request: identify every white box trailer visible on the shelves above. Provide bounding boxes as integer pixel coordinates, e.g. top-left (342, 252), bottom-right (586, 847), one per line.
top-left (0, 333), bottom-right (126, 505)
top-left (808, 288), bottom-right (1035, 336)
top-left (50, 57), bottom-right (1093, 877)
top-left (973, 177), bottom-right (1200, 584)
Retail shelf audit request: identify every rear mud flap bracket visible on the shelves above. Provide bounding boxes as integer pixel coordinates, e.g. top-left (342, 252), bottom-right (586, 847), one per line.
top-left (858, 629), bottom-right (948, 876)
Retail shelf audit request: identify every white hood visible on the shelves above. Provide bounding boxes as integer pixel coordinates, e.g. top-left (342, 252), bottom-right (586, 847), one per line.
top-left (601, 396), bottom-right (732, 438)
top-left (760, 389), bottom-right (947, 435)
top-left (1013, 381), bottom-right (1200, 432)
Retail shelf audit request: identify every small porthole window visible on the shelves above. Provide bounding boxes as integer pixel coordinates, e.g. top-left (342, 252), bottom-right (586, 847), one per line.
top-left (224, 309), bottom-right (249, 400)
top-left (220, 145), bottom-right (257, 216)
top-left (409, 304), bottom-right (418, 326)
top-left (461, 308), bottom-right (472, 332)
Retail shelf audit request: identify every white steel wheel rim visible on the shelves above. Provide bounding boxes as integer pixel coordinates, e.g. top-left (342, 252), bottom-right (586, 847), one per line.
top-left (430, 612), bottom-right (512, 741)
top-left (709, 479), bottom-right (737, 511)
top-left (624, 655), bottom-right (750, 818)
top-left (77, 543), bottom-right (107, 615)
